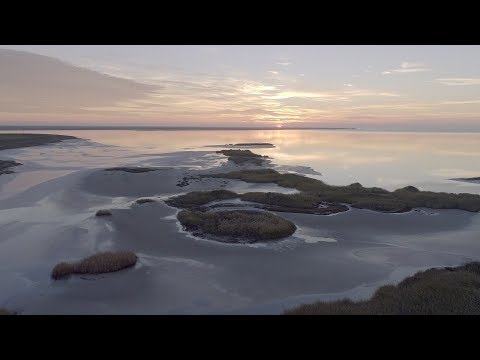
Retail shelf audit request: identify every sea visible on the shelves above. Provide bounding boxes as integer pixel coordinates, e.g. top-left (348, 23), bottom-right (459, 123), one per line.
top-left (1, 128), bottom-right (479, 194)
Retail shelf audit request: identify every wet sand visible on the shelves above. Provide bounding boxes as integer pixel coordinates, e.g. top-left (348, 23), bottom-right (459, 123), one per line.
top-left (1, 136), bottom-right (480, 314)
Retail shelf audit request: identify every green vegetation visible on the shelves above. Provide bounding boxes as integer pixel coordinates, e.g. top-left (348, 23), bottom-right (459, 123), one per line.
top-left (136, 198), bottom-right (156, 204)
top-left (216, 149), bottom-right (267, 165)
top-left (285, 262), bottom-right (480, 315)
top-left (165, 189), bottom-right (347, 214)
top-left (51, 251), bottom-right (137, 280)
top-left (177, 210), bottom-right (297, 242)
top-left (96, 209), bottom-right (112, 216)
top-left (208, 169), bottom-right (325, 189)
top-left (207, 169), bottom-right (480, 213)
top-left (104, 167), bottom-right (158, 173)
top-left (238, 192), bottom-right (348, 215)
top-left (0, 160), bottom-right (22, 175)
top-left (166, 190), bottom-right (238, 209)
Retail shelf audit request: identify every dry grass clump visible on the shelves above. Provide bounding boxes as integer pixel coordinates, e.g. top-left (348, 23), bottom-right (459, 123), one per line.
top-left (51, 251), bottom-right (137, 280)
top-left (177, 210), bottom-right (296, 242)
top-left (208, 169), bottom-right (480, 213)
top-left (104, 167), bottom-right (158, 173)
top-left (216, 149), bottom-right (267, 165)
top-left (285, 262), bottom-right (480, 315)
top-left (166, 190), bottom-right (238, 209)
top-left (96, 209), bottom-right (112, 216)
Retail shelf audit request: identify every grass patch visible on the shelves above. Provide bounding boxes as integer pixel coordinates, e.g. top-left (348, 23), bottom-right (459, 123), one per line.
top-left (285, 262), bottom-right (480, 315)
top-left (166, 190), bottom-right (238, 209)
top-left (51, 251), bottom-right (137, 280)
top-left (207, 169), bottom-right (480, 213)
top-left (136, 198), bottom-right (156, 204)
top-left (177, 210), bottom-right (296, 242)
top-left (216, 149), bottom-right (268, 165)
top-left (104, 167), bottom-right (158, 173)
top-left (238, 192), bottom-right (349, 215)
top-left (96, 209), bottom-right (112, 216)
top-left (166, 189), bottom-right (347, 214)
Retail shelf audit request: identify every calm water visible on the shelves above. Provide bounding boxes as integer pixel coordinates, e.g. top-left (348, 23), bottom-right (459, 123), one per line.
top-left (2, 129), bottom-right (480, 194)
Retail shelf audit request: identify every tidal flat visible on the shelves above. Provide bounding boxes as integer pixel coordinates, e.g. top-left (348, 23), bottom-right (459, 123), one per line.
top-left (1, 130), bottom-right (480, 314)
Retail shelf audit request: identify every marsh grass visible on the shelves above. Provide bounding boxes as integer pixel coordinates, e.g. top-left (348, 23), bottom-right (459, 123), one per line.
top-left (166, 190), bottom-right (238, 209)
top-left (166, 189), bottom-right (347, 214)
top-left (239, 192), bottom-right (321, 209)
top-left (216, 149), bottom-right (267, 165)
top-left (208, 169), bottom-right (480, 213)
top-left (285, 262), bottom-right (480, 315)
top-left (177, 210), bottom-right (297, 241)
top-left (51, 251), bottom-right (137, 280)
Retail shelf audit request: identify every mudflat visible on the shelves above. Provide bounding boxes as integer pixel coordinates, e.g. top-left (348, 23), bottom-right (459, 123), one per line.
top-left (0, 133), bottom-right (77, 150)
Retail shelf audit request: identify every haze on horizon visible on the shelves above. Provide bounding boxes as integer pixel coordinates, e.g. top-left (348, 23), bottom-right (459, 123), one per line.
top-left (1, 45), bottom-right (480, 131)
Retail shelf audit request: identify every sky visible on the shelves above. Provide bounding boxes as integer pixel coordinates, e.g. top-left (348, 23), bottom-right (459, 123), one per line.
top-left (1, 45), bottom-right (480, 130)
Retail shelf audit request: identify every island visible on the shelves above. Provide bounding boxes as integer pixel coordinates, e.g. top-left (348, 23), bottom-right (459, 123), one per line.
top-left (285, 262), bottom-right (480, 315)
top-left (51, 251), bottom-right (138, 280)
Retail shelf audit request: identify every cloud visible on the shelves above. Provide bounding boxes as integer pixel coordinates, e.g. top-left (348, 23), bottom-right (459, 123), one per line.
top-left (382, 61), bottom-right (430, 75)
top-left (268, 70), bottom-right (279, 75)
top-left (5, 49), bottom-right (467, 127)
top-left (0, 49), bottom-right (155, 114)
top-left (342, 89), bottom-right (401, 97)
top-left (264, 90), bottom-right (340, 100)
top-left (435, 78), bottom-right (480, 86)
top-left (441, 99), bottom-right (480, 105)
top-left (276, 62), bottom-right (292, 66)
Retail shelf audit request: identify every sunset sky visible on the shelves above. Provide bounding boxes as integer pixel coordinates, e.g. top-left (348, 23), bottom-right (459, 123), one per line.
top-left (1, 45), bottom-right (480, 130)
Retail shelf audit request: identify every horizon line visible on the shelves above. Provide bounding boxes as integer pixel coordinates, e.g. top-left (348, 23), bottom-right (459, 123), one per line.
top-left (0, 125), bottom-right (359, 131)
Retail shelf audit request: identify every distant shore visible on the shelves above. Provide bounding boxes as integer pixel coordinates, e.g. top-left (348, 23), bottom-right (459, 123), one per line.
top-left (0, 133), bottom-right (77, 151)
top-left (451, 177), bottom-right (480, 184)
top-left (0, 126), bottom-right (357, 131)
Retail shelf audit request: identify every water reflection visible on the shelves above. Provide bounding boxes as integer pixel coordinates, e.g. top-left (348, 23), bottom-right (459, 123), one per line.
top-left (1, 129), bottom-right (480, 194)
